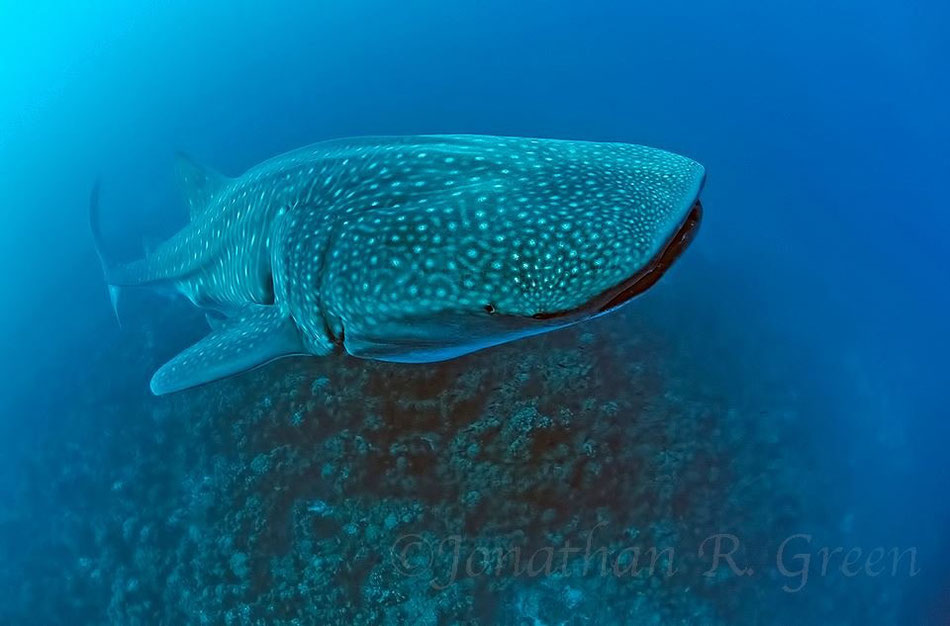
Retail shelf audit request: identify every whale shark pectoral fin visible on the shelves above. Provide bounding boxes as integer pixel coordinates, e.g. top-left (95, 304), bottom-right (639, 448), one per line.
top-left (150, 305), bottom-right (304, 395)
top-left (174, 152), bottom-right (230, 219)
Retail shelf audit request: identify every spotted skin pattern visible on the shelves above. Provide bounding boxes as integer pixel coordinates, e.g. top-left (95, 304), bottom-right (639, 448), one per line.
top-left (103, 135), bottom-right (705, 394)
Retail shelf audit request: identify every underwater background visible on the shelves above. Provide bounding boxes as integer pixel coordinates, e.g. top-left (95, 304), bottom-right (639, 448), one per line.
top-left (1, 1), bottom-right (947, 624)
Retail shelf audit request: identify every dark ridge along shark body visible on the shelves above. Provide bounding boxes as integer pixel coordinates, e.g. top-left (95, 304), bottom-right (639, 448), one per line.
top-left (91, 135), bottom-right (705, 395)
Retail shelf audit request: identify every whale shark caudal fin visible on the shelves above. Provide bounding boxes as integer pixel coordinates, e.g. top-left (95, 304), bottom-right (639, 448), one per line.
top-left (149, 305), bottom-right (305, 395)
top-left (88, 180), bottom-right (122, 326)
top-left (174, 152), bottom-right (230, 219)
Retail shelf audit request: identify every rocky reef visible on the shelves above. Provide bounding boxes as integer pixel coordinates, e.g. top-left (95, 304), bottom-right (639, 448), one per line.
top-left (0, 288), bottom-right (906, 625)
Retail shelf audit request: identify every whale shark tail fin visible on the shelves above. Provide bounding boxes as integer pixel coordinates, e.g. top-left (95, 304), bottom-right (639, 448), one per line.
top-left (88, 180), bottom-right (122, 327)
top-left (149, 304), bottom-right (306, 395)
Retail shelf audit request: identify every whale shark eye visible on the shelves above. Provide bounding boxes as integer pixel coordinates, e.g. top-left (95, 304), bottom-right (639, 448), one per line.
top-left (483, 303), bottom-right (496, 314)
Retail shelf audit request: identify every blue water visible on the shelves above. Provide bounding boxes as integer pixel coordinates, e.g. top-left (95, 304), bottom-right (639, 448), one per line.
top-left (1, 1), bottom-right (947, 623)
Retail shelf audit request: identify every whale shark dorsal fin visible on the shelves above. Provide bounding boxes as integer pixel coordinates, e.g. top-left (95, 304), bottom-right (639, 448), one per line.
top-left (150, 305), bottom-right (304, 395)
top-left (174, 152), bottom-right (229, 219)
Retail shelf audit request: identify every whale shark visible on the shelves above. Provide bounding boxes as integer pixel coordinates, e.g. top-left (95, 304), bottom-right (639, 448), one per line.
top-left (91, 135), bottom-right (705, 395)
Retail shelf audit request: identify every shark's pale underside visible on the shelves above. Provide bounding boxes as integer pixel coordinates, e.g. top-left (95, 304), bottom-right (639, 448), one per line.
top-left (90, 135), bottom-right (705, 395)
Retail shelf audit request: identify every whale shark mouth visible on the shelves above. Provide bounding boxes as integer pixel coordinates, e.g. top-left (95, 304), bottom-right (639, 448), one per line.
top-left (530, 199), bottom-right (703, 321)
top-left (596, 199), bottom-right (703, 314)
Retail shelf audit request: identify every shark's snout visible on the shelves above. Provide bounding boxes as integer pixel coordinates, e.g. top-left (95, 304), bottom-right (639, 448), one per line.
top-left (595, 198), bottom-right (702, 314)
top-left (529, 198), bottom-right (703, 321)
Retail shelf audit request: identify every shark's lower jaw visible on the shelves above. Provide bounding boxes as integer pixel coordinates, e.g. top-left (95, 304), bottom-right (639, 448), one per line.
top-left (595, 198), bottom-right (703, 314)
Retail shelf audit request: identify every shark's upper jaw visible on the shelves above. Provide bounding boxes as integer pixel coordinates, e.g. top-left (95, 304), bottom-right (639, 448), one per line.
top-left (595, 198), bottom-right (702, 314)
top-left (531, 199), bottom-right (703, 321)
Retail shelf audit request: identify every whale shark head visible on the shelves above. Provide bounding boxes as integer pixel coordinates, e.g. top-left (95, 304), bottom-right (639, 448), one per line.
top-left (329, 138), bottom-right (706, 362)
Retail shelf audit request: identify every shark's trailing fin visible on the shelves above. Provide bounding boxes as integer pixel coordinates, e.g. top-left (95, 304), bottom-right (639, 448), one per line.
top-left (205, 313), bottom-right (226, 331)
top-left (174, 152), bottom-right (229, 219)
top-left (88, 180), bottom-right (122, 326)
top-left (142, 235), bottom-right (161, 256)
top-left (150, 305), bottom-right (304, 395)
